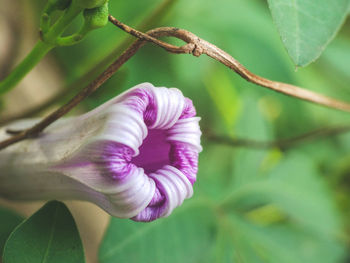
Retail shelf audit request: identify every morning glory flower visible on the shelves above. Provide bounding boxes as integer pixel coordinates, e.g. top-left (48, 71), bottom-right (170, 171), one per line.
top-left (0, 83), bottom-right (202, 222)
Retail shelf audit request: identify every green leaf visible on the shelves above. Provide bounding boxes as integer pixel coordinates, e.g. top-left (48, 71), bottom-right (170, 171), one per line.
top-left (267, 0), bottom-right (350, 66)
top-left (3, 201), bottom-right (85, 263)
top-left (99, 200), bottom-right (215, 263)
top-left (0, 207), bottom-right (23, 256)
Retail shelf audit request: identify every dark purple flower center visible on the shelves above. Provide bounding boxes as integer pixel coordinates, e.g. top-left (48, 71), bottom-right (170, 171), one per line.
top-left (132, 129), bottom-right (171, 174)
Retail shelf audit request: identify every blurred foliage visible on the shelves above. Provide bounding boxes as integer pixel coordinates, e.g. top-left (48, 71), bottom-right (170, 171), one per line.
top-left (99, 201), bottom-right (216, 263)
top-left (2, 0), bottom-right (350, 262)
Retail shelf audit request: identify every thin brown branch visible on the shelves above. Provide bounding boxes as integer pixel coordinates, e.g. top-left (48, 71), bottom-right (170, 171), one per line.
top-left (109, 15), bottom-right (350, 112)
top-left (205, 125), bottom-right (350, 150)
top-left (1, 14), bottom-right (350, 150)
top-left (0, 40), bottom-right (143, 150)
top-left (109, 17), bottom-right (194, 54)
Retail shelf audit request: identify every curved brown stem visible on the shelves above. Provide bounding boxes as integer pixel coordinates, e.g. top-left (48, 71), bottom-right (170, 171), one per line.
top-left (1, 14), bottom-right (350, 150)
top-left (109, 15), bottom-right (350, 112)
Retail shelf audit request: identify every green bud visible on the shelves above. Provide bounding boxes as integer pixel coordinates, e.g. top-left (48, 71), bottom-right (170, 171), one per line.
top-left (40, 13), bottom-right (51, 33)
top-left (83, 2), bottom-right (108, 30)
top-left (76, 0), bottom-right (107, 9)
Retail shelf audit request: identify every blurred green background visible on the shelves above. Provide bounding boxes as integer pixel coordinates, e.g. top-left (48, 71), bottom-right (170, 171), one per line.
top-left (2, 0), bottom-right (350, 262)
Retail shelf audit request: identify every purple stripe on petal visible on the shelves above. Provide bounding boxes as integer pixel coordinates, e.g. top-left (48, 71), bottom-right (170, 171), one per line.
top-left (180, 98), bottom-right (197, 119)
top-left (169, 142), bottom-right (198, 185)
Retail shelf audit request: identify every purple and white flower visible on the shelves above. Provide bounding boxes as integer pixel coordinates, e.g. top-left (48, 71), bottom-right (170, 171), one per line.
top-left (0, 83), bottom-right (202, 222)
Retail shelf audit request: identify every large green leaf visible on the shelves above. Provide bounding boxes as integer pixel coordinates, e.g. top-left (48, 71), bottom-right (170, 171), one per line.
top-left (267, 0), bottom-right (350, 66)
top-left (99, 200), bottom-right (215, 263)
top-left (3, 201), bottom-right (85, 263)
top-left (0, 208), bottom-right (23, 256)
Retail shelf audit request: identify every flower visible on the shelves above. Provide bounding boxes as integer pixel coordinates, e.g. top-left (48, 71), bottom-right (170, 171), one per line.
top-left (0, 83), bottom-right (202, 222)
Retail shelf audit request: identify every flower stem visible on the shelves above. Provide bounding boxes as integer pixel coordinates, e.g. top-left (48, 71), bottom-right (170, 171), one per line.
top-left (44, 1), bottom-right (83, 43)
top-left (0, 40), bottom-right (54, 95)
top-left (0, 1), bottom-right (83, 95)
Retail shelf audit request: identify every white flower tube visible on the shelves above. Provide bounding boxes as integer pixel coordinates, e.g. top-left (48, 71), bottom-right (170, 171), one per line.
top-left (0, 83), bottom-right (202, 222)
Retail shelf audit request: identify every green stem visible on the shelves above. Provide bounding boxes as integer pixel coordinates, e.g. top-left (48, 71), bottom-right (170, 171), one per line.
top-left (0, 40), bottom-right (54, 95)
top-left (44, 1), bottom-right (83, 43)
top-left (0, 1), bottom-right (83, 96)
